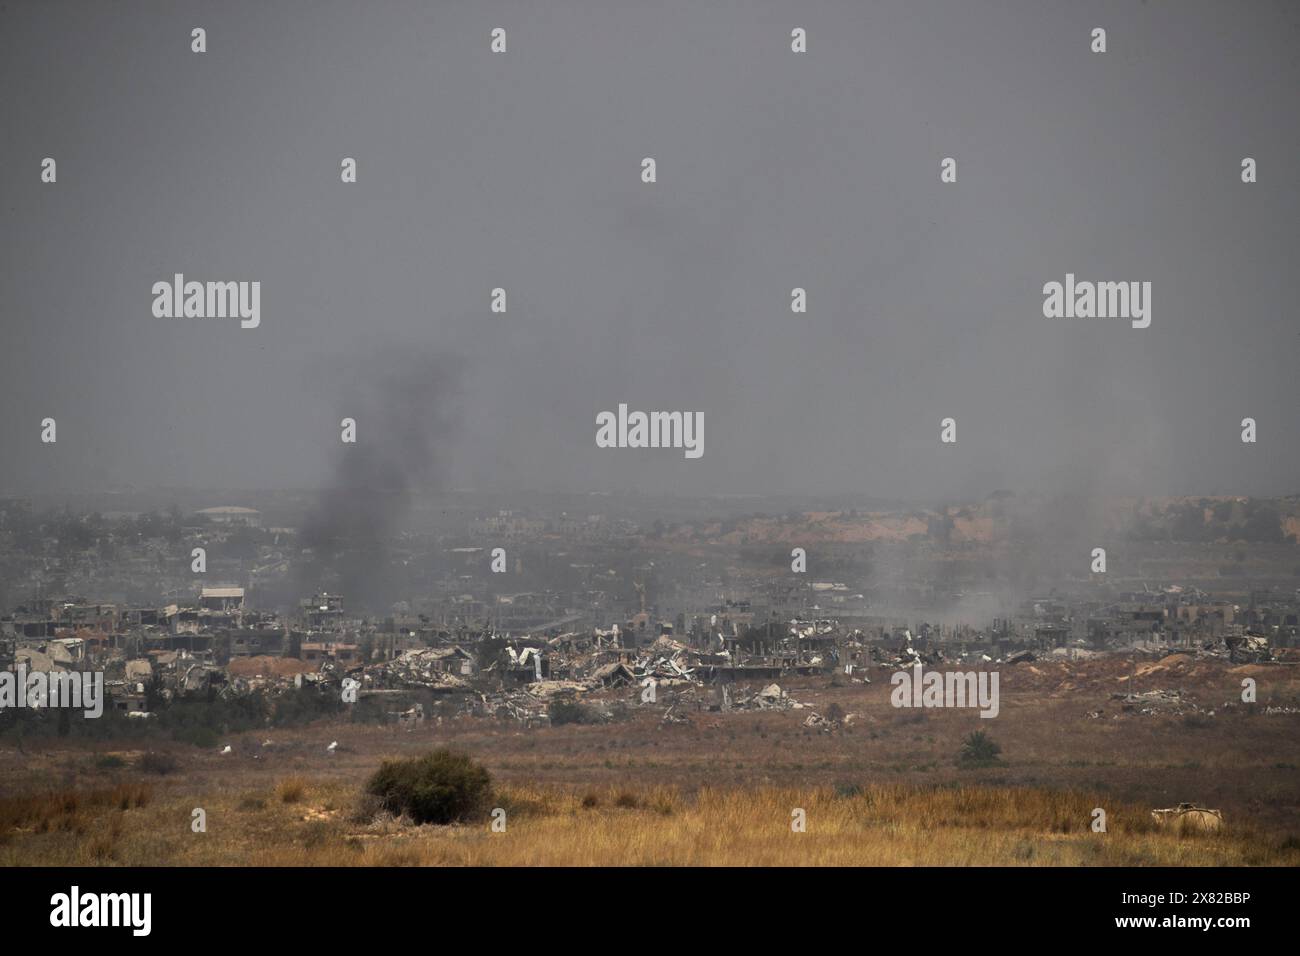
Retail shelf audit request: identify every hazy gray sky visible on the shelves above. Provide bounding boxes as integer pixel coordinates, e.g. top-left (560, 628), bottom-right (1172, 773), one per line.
top-left (2, 0), bottom-right (1297, 500)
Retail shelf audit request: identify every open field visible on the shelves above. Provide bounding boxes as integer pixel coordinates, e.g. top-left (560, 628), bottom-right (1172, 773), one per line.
top-left (1, 657), bottom-right (1298, 865)
top-left (4, 779), bottom-right (1297, 867)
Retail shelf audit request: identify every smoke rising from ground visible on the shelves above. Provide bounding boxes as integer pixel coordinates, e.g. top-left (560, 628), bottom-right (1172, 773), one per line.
top-left (297, 349), bottom-right (462, 612)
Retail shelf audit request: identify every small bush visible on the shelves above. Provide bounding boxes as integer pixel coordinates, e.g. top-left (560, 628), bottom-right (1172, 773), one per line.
top-left (549, 700), bottom-right (599, 725)
top-left (138, 751), bottom-right (179, 775)
top-left (581, 792), bottom-right (600, 809)
top-left (347, 791), bottom-right (384, 824)
top-left (297, 819), bottom-right (339, 850)
top-left (277, 777), bottom-right (307, 803)
top-left (614, 791), bottom-right (639, 809)
top-left (958, 731), bottom-right (1002, 767)
top-left (95, 754), bottom-right (126, 770)
top-left (364, 749), bottom-right (492, 825)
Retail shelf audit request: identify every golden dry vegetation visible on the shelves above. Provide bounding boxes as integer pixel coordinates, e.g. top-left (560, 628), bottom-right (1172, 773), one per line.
top-left (1, 656), bottom-right (1297, 866)
top-left (1, 776), bottom-right (1295, 867)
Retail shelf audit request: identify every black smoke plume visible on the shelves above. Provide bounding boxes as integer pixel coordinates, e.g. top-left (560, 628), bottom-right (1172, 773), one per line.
top-left (298, 349), bottom-right (462, 613)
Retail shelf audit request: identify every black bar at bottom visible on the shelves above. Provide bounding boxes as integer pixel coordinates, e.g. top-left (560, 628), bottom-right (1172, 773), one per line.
top-left (0, 866), bottom-right (1286, 943)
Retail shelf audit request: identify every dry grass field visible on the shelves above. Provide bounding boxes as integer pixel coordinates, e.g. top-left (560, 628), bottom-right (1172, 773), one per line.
top-left (1, 657), bottom-right (1297, 866)
top-left (1, 778), bottom-right (1295, 867)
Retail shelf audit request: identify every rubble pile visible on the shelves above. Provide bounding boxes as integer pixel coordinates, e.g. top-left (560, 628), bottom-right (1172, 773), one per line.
top-left (1109, 688), bottom-right (1209, 716)
top-left (478, 689), bottom-right (547, 724)
top-left (660, 702), bottom-right (690, 725)
top-left (369, 648), bottom-right (469, 691)
top-left (632, 652), bottom-right (695, 685)
top-left (625, 636), bottom-right (699, 686)
top-left (730, 683), bottom-right (806, 711)
top-left (7, 577), bottom-right (1297, 731)
top-left (1262, 704), bottom-right (1300, 715)
top-left (524, 679), bottom-right (589, 700)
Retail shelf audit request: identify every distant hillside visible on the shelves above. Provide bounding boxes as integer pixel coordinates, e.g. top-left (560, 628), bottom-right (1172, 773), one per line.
top-left (655, 495), bottom-right (1300, 548)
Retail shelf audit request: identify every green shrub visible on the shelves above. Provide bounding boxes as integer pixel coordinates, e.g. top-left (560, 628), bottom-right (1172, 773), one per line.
top-left (958, 730), bottom-right (1002, 767)
top-left (365, 749), bottom-right (492, 825)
